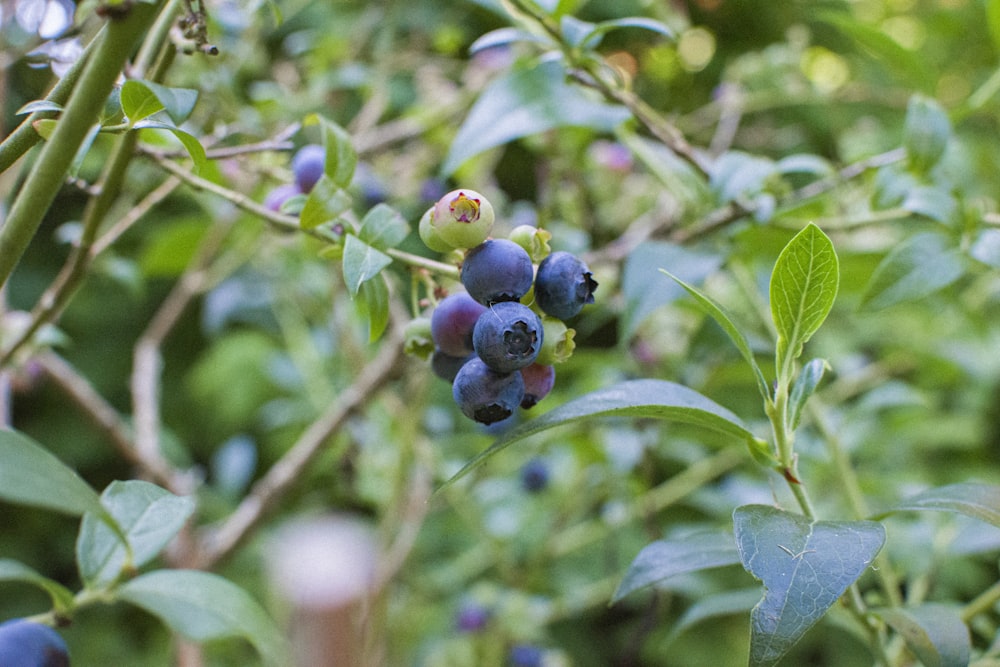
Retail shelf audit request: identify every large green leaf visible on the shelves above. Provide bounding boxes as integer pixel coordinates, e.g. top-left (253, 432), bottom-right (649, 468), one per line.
top-left (613, 531), bottom-right (740, 603)
top-left (134, 119), bottom-right (208, 174)
top-left (118, 569), bottom-right (288, 666)
top-left (121, 80), bottom-right (198, 125)
top-left (734, 504), bottom-right (885, 667)
top-left (342, 234), bottom-right (393, 297)
top-left (874, 482), bottom-right (1000, 528)
top-left (769, 223), bottom-right (839, 373)
top-left (357, 203), bottom-right (410, 250)
top-left (77, 480), bottom-right (196, 589)
top-left (0, 429), bottom-right (103, 517)
top-left (873, 604), bottom-right (970, 667)
top-left (0, 559), bottom-right (75, 613)
top-left (441, 59), bottom-right (630, 175)
top-left (442, 379), bottom-right (758, 487)
top-left (860, 232), bottom-right (966, 311)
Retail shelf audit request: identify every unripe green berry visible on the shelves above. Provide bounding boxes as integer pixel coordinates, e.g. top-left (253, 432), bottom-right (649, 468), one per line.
top-left (508, 224), bottom-right (552, 263)
top-left (536, 317), bottom-right (576, 365)
top-left (403, 316), bottom-right (434, 359)
top-left (418, 206), bottom-right (454, 253)
top-left (431, 189), bottom-right (494, 249)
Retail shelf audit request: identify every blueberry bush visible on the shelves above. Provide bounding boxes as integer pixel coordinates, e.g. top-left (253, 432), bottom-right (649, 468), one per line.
top-left (3, 0), bottom-right (1000, 665)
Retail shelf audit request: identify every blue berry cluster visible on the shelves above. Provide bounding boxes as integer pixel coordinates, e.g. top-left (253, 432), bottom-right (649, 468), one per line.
top-left (0, 618), bottom-right (70, 667)
top-left (412, 190), bottom-right (597, 425)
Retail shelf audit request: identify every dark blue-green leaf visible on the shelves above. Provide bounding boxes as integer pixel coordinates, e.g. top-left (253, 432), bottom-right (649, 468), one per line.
top-left (860, 232), bottom-right (966, 310)
top-left (442, 59), bottom-right (630, 175)
top-left (874, 482), bottom-right (1000, 528)
top-left (613, 531), bottom-right (740, 603)
top-left (0, 429), bottom-right (103, 517)
top-left (734, 504), bottom-right (885, 667)
top-left (16, 100), bottom-right (64, 115)
top-left (118, 569), bottom-right (288, 666)
top-left (667, 588), bottom-right (762, 644)
top-left (788, 358), bottom-right (828, 430)
top-left (873, 604), bottom-right (970, 667)
top-left (903, 95), bottom-right (951, 174)
top-left (441, 379), bottom-right (757, 488)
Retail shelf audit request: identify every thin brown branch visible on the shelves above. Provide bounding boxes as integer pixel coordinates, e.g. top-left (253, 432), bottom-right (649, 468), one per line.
top-left (194, 321), bottom-right (407, 569)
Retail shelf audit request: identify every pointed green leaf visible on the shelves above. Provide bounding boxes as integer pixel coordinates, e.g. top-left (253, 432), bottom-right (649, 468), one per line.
top-left (668, 588), bottom-right (762, 643)
top-left (442, 59), bottom-right (630, 175)
top-left (0, 559), bottom-right (75, 613)
top-left (613, 531), bottom-right (740, 603)
top-left (299, 175), bottom-right (352, 230)
top-left (357, 272), bottom-right (391, 342)
top-left (118, 569), bottom-right (288, 666)
top-left (663, 269), bottom-right (770, 401)
top-left (358, 203), bottom-right (410, 250)
top-left (874, 483), bottom-right (1000, 528)
top-left (342, 234), bottom-right (393, 297)
top-left (305, 114), bottom-right (357, 189)
top-left (0, 429), bottom-right (103, 517)
top-left (469, 27), bottom-right (552, 54)
top-left (32, 119), bottom-right (58, 140)
top-left (16, 100), bottom-right (64, 115)
top-left (903, 95), bottom-right (951, 174)
top-left (770, 223), bottom-right (839, 371)
top-left (442, 379), bottom-right (756, 488)
top-left (860, 232), bottom-right (965, 311)
top-left (788, 358), bottom-right (828, 430)
top-left (77, 480), bottom-right (196, 589)
top-left (134, 120), bottom-right (207, 174)
top-left (873, 604), bottom-right (970, 667)
top-left (734, 504), bottom-right (885, 667)
top-left (580, 16), bottom-right (674, 49)
top-left (121, 80), bottom-right (164, 123)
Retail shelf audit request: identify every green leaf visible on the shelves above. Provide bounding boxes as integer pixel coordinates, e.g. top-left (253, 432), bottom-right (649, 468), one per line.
top-left (442, 59), bottom-right (630, 175)
top-left (305, 114), bottom-right (357, 188)
top-left (667, 588), bottom-right (762, 643)
top-left (613, 531), bottom-right (740, 603)
top-left (710, 151), bottom-right (776, 203)
top-left (903, 95), bottom-right (951, 174)
top-left (902, 186), bottom-right (957, 224)
top-left (0, 429), bottom-right (103, 517)
top-left (620, 242), bottom-right (721, 343)
top-left (734, 504), bottom-right (886, 667)
top-left (860, 232), bottom-right (965, 311)
top-left (775, 154), bottom-right (834, 178)
top-left (134, 120), bottom-right (208, 174)
top-left (873, 604), bottom-right (970, 667)
top-left (358, 203), bottom-right (410, 250)
top-left (342, 234), bottom-right (393, 297)
top-left (357, 272), bottom-right (391, 342)
top-left (16, 100), bottom-right (64, 115)
top-left (442, 379), bottom-right (756, 488)
top-left (770, 223), bottom-right (839, 373)
top-left (0, 559), bottom-right (75, 613)
top-left (77, 480), bottom-right (196, 589)
top-left (120, 80), bottom-right (164, 123)
top-left (662, 270), bottom-right (770, 402)
top-left (875, 482), bottom-right (1000, 528)
top-left (469, 27), bottom-right (552, 54)
top-left (788, 358), bottom-right (828, 430)
top-left (579, 16), bottom-right (674, 49)
top-left (299, 175), bottom-right (352, 230)
top-left (118, 569), bottom-right (288, 666)
top-left (32, 118), bottom-right (58, 140)
top-left (989, 0), bottom-right (1000, 54)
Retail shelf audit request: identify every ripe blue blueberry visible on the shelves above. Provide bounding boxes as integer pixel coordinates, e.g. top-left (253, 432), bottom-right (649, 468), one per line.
top-left (519, 363), bottom-right (555, 409)
top-left (453, 357), bottom-right (524, 425)
top-left (431, 349), bottom-right (473, 383)
top-left (431, 292), bottom-right (487, 357)
top-left (534, 251), bottom-right (598, 321)
top-left (291, 144), bottom-right (325, 193)
top-left (520, 457), bottom-right (549, 492)
top-left (473, 302), bottom-right (543, 374)
top-left (461, 239), bottom-right (534, 306)
top-left (509, 644), bottom-right (544, 667)
top-left (263, 183), bottom-right (302, 213)
top-left (454, 602), bottom-right (491, 632)
top-left (0, 618), bottom-right (70, 667)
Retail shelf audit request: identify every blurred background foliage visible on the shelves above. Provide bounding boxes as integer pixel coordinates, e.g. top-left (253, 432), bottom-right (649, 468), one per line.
top-left (4, 0), bottom-right (1000, 664)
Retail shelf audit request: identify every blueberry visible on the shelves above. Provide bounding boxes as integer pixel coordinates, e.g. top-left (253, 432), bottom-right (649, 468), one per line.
top-left (263, 183), bottom-right (302, 213)
top-left (534, 251), bottom-right (598, 321)
top-left (432, 189), bottom-right (494, 249)
top-left (431, 349), bottom-right (473, 383)
top-left (0, 619), bottom-right (69, 667)
top-left (291, 144), bottom-right (325, 193)
top-left (453, 357), bottom-right (524, 425)
top-left (473, 302), bottom-right (543, 374)
top-left (454, 602), bottom-right (491, 632)
top-left (520, 457), bottom-right (549, 492)
top-left (461, 239), bottom-right (534, 306)
top-left (509, 644), bottom-right (544, 667)
top-left (519, 363), bottom-right (555, 409)
top-left (431, 292), bottom-right (488, 357)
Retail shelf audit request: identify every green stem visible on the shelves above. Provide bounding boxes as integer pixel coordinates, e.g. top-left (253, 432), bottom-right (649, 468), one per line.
top-left (0, 3), bottom-right (162, 290)
top-left (386, 247), bottom-right (459, 279)
top-left (961, 578), bottom-right (1000, 622)
top-left (0, 25), bottom-right (106, 174)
